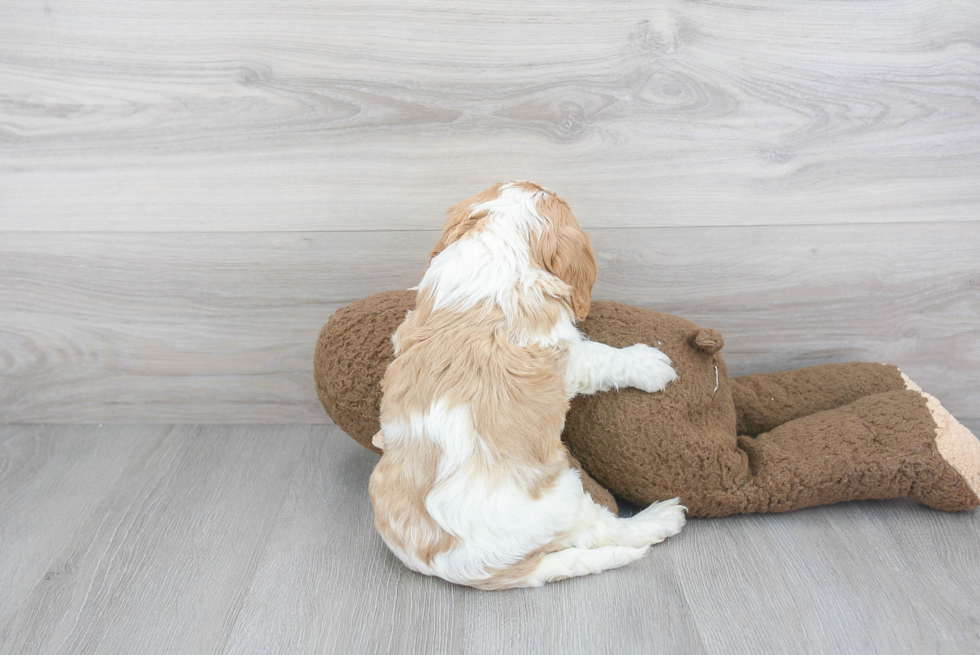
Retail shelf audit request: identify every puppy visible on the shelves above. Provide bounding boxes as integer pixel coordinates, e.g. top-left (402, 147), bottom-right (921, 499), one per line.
top-left (369, 181), bottom-right (684, 589)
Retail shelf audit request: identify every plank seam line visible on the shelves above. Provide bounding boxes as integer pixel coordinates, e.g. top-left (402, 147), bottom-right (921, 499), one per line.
top-left (1, 218), bottom-right (978, 235)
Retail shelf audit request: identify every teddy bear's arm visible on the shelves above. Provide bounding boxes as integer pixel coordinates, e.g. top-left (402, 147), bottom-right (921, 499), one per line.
top-left (563, 340), bottom-right (678, 398)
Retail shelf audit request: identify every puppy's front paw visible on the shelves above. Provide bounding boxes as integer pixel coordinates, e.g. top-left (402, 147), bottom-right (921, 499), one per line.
top-left (625, 344), bottom-right (678, 393)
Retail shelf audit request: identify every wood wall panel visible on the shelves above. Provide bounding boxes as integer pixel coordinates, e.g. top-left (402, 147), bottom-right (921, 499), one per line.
top-left (2, 224), bottom-right (977, 427)
top-left (1, 0), bottom-right (978, 231)
top-left (1, 0), bottom-right (977, 424)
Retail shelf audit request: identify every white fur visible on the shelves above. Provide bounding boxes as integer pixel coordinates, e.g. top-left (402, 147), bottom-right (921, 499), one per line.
top-left (380, 400), bottom-right (587, 584)
top-left (376, 183), bottom-right (684, 587)
top-left (418, 185), bottom-right (552, 321)
top-left (564, 339), bottom-right (678, 398)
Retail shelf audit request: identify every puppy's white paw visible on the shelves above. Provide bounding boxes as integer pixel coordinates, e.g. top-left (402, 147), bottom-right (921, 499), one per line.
top-left (633, 497), bottom-right (687, 543)
top-left (625, 344), bottom-right (678, 393)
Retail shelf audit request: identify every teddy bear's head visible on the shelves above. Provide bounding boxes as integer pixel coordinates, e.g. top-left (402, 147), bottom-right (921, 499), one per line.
top-left (315, 290), bottom-right (411, 454)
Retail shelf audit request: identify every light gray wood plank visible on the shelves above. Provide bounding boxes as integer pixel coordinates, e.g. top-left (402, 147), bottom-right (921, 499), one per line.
top-left (2, 223), bottom-right (978, 427)
top-left (223, 425), bottom-right (707, 655)
top-left (221, 426), bottom-right (461, 655)
top-left (1, 0), bottom-right (978, 230)
top-left (0, 425), bottom-right (163, 629)
top-left (0, 425), bottom-right (312, 655)
top-left (671, 502), bottom-right (980, 654)
top-left (839, 502), bottom-right (980, 653)
top-left (0, 230), bottom-right (420, 423)
top-left (0, 425), bottom-right (978, 654)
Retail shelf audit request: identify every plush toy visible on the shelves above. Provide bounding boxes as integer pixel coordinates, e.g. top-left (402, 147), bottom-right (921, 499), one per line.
top-left (315, 290), bottom-right (980, 517)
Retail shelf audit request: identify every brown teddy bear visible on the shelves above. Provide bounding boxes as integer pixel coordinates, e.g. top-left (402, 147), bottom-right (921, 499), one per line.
top-left (315, 290), bottom-right (980, 517)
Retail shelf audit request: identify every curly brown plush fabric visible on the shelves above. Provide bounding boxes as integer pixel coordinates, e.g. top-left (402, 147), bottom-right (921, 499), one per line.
top-left (315, 291), bottom-right (980, 517)
top-left (731, 363), bottom-right (908, 436)
top-left (315, 290), bottom-right (408, 456)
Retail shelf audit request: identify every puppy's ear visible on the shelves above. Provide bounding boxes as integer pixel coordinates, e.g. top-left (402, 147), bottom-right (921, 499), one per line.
top-left (551, 226), bottom-right (597, 321)
top-left (429, 184), bottom-right (503, 262)
top-left (535, 195), bottom-right (597, 320)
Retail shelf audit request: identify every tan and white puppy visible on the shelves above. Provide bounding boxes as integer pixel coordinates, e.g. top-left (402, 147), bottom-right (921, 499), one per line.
top-left (369, 181), bottom-right (684, 589)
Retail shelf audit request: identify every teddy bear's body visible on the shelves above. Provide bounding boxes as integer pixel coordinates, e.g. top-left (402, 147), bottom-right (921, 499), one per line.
top-left (568, 301), bottom-right (978, 516)
top-left (316, 290), bottom-right (980, 517)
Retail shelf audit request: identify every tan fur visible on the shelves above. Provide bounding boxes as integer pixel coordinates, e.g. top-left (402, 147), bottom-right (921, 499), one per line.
top-left (370, 181), bottom-right (601, 585)
top-left (382, 291), bottom-right (570, 477)
top-left (368, 436), bottom-right (459, 566)
top-left (428, 183), bottom-right (504, 262)
top-left (374, 294), bottom-right (573, 573)
top-left (470, 548), bottom-right (549, 591)
top-left (531, 193), bottom-right (597, 320)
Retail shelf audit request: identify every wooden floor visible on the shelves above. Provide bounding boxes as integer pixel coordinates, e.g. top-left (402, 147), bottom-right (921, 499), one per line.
top-left (2, 424), bottom-right (978, 655)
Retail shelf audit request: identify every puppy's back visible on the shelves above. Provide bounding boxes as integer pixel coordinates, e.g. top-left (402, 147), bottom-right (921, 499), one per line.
top-left (371, 294), bottom-right (575, 583)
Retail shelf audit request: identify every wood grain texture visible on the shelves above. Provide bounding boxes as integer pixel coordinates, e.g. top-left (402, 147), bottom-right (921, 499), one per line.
top-left (225, 426), bottom-right (709, 655)
top-left (2, 223), bottom-right (978, 427)
top-left (2, 424), bottom-right (978, 654)
top-left (1, 0), bottom-right (979, 230)
top-left (0, 425), bottom-right (164, 628)
top-left (671, 503), bottom-right (980, 654)
top-left (0, 424), bottom-right (313, 655)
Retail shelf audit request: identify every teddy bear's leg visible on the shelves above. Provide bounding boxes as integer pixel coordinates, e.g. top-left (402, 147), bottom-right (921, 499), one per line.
top-left (731, 362), bottom-right (911, 436)
top-left (734, 389), bottom-right (979, 513)
top-left (918, 393), bottom-right (980, 509)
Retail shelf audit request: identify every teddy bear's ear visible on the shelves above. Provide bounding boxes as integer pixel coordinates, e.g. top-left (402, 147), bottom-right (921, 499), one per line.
top-left (689, 328), bottom-right (724, 354)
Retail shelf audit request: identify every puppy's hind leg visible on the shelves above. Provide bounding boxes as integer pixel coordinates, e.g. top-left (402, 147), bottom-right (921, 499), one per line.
top-left (516, 498), bottom-right (686, 587)
top-left (519, 545), bottom-right (651, 587)
top-left (559, 494), bottom-right (687, 550)
top-left (623, 497), bottom-right (687, 545)
top-left (516, 495), bottom-right (684, 587)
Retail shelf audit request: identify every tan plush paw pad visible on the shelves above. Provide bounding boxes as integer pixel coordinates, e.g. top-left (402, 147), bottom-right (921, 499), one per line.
top-left (924, 393), bottom-right (980, 500)
top-left (899, 369), bottom-right (923, 393)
